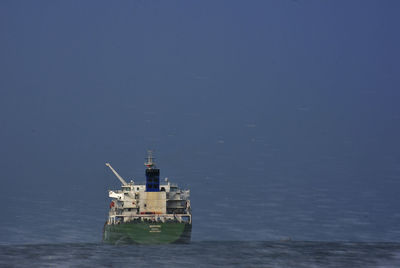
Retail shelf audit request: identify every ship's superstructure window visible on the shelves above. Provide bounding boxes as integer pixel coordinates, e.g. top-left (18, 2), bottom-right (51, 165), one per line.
top-left (146, 168), bottom-right (160, 192)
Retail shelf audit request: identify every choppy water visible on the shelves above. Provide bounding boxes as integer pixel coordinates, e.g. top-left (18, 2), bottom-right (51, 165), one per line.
top-left (1, 241), bottom-right (400, 267)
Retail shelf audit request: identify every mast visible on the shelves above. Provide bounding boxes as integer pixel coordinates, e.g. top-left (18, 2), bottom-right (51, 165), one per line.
top-left (144, 150), bottom-right (155, 169)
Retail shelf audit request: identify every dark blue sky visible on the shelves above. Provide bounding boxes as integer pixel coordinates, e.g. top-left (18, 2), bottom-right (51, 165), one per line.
top-left (1, 1), bottom-right (400, 243)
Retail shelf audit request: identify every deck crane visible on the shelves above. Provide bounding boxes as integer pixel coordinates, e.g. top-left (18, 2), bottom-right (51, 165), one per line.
top-left (105, 163), bottom-right (128, 186)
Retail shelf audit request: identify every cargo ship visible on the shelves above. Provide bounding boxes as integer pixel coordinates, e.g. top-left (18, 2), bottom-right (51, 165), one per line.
top-left (102, 151), bottom-right (192, 244)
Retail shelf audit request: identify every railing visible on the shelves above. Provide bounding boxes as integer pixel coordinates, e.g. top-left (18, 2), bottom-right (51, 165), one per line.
top-left (107, 214), bottom-right (192, 225)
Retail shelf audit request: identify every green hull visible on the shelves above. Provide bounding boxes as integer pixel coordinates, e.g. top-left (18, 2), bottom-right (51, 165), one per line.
top-left (103, 222), bottom-right (192, 244)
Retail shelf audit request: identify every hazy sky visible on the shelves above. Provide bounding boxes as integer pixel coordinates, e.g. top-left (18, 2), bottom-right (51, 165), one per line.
top-left (1, 1), bottom-right (400, 243)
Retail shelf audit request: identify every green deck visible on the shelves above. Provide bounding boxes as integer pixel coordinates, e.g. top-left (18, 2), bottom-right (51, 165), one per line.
top-left (103, 221), bottom-right (192, 244)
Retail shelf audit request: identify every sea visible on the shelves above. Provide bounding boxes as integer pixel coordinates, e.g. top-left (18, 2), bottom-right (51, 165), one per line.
top-left (1, 241), bottom-right (400, 267)
top-left (1, 169), bottom-right (400, 267)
